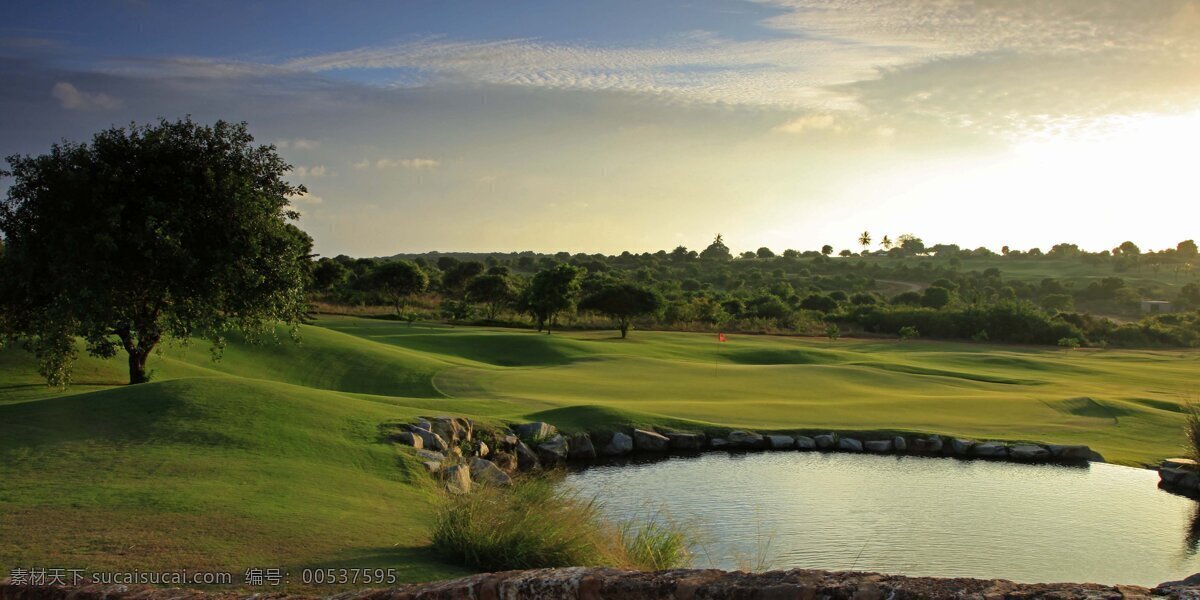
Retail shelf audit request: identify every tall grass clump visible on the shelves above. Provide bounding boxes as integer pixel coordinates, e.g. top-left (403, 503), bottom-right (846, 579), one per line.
top-left (430, 475), bottom-right (692, 571)
top-left (1184, 396), bottom-right (1200, 461)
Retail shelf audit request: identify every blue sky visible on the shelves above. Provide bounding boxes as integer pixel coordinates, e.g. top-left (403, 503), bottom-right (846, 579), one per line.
top-left (3, 0), bottom-right (1199, 257)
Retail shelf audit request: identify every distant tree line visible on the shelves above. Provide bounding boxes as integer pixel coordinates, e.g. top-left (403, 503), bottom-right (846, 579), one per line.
top-left (308, 233), bottom-right (1200, 347)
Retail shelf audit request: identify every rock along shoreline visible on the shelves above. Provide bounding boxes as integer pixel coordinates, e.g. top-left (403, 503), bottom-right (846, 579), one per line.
top-left (390, 416), bottom-right (1103, 495)
top-left (5, 567), bottom-right (1200, 599)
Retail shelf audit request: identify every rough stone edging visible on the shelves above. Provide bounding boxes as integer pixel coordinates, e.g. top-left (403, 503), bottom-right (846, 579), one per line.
top-left (5, 566), bottom-right (1198, 599)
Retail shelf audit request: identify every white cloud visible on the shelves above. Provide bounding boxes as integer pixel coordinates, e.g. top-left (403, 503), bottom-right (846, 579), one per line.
top-left (270, 0), bottom-right (1200, 133)
top-left (774, 114), bottom-right (838, 134)
top-left (51, 81), bottom-right (122, 111)
top-left (294, 165), bottom-right (330, 177)
top-left (374, 158), bottom-right (440, 170)
top-left (276, 138), bottom-right (319, 150)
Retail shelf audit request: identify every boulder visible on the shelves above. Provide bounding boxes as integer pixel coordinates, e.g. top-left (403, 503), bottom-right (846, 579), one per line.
top-left (814, 434), bottom-right (836, 449)
top-left (1163, 458), bottom-right (1200, 470)
top-left (838, 437), bottom-right (863, 452)
top-left (1178, 472), bottom-right (1200, 490)
top-left (468, 457), bottom-right (512, 486)
top-left (602, 432), bottom-right (634, 456)
top-left (567, 433), bottom-right (597, 460)
top-left (794, 436), bottom-right (817, 450)
top-left (392, 431), bottom-right (423, 449)
top-left (490, 451), bottom-right (518, 474)
top-left (443, 464), bottom-right (471, 495)
top-left (709, 438), bottom-right (730, 449)
top-left (864, 440), bottom-right (892, 453)
top-left (412, 419), bottom-right (432, 432)
top-left (892, 436), bottom-right (907, 452)
top-left (416, 449), bottom-right (446, 463)
top-left (767, 435), bottom-right (795, 450)
top-left (950, 438), bottom-right (975, 455)
top-left (633, 429), bottom-right (670, 452)
top-left (1048, 444), bottom-right (1094, 462)
top-left (728, 430), bottom-right (766, 449)
top-left (911, 435), bottom-right (943, 454)
top-left (512, 421), bottom-right (557, 442)
top-left (421, 461), bottom-right (442, 474)
top-left (536, 435), bottom-right (569, 464)
top-left (499, 434), bottom-right (520, 449)
top-left (666, 432), bottom-right (706, 451)
top-left (972, 442), bottom-right (1008, 458)
top-left (515, 441), bottom-right (540, 471)
top-left (475, 441), bottom-right (490, 458)
top-left (407, 427), bottom-right (449, 452)
top-left (1010, 444), bottom-right (1051, 461)
top-left (430, 416), bottom-right (472, 444)
top-left (1160, 467), bottom-right (1199, 487)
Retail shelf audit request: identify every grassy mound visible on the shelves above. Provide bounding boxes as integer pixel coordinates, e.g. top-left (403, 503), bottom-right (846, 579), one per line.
top-left (0, 376), bottom-right (469, 582)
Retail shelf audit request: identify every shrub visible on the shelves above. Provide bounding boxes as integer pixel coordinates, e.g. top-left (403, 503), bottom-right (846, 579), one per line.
top-left (430, 476), bottom-right (692, 571)
top-left (1186, 400), bottom-right (1200, 462)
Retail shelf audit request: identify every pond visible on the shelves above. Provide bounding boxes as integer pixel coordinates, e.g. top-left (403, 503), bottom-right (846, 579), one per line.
top-left (562, 451), bottom-right (1200, 587)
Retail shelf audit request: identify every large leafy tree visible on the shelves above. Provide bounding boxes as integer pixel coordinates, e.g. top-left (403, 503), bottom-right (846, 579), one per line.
top-left (0, 118), bottom-right (313, 386)
top-left (579, 283), bottom-right (662, 338)
top-left (521, 263), bottom-right (582, 333)
top-left (367, 260), bottom-right (429, 314)
top-left (466, 272), bottom-right (517, 320)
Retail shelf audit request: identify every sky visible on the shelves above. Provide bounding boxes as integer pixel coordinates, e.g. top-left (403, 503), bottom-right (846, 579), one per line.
top-left (2, 0), bottom-right (1199, 258)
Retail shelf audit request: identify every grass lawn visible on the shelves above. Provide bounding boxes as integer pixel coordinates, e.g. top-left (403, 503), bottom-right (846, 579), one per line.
top-left (2, 315), bottom-right (1197, 584)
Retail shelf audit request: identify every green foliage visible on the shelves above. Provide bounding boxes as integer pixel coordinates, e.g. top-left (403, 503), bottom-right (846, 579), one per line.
top-left (825, 323), bottom-right (840, 341)
top-left (921, 286), bottom-right (953, 309)
top-left (1179, 240), bottom-right (1199, 258)
top-left (1185, 399), bottom-right (1200, 462)
top-left (1057, 337), bottom-right (1081, 350)
top-left (430, 476), bottom-right (691, 572)
top-left (442, 261), bottom-right (486, 297)
top-left (897, 325), bottom-right (920, 341)
top-left (800, 294), bottom-right (838, 312)
top-left (311, 258), bottom-right (350, 291)
top-left (466, 273), bottom-right (517, 320)
top-left (368, 261), bottom-right (429, 314)
top-left (1041, 294), bottom-right (1075, 312)
top-left (699, 233), bottom-right (732, 262)
top-left (521, 263), bottom-right (583, 333)
top-left (0, 118), bottom-right (312, 386)
top-left (579, 283), bottom-right (663, 338)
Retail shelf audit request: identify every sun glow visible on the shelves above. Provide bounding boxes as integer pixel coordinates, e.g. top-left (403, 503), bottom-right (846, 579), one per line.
top-left (835, 111), bottom-right (1200, 252)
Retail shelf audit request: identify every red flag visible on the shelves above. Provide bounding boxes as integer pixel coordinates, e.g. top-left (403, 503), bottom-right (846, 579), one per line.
top-left (718, 332), bottom-right (727, 342)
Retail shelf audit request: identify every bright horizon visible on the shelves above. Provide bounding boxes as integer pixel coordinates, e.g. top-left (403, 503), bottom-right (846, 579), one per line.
top-left (2, 0), bottom-right (1198, 257)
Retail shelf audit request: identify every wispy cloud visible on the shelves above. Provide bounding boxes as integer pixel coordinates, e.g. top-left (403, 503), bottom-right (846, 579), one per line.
top-left (293, 165), bottom-right (330, 177)
top-left (277, 138), bottom-right (319, 150)
top-left (774, 114), bottom-right (838, 135)
top-left (372, 158), bottom-right (440, 170)
top-left (269, 0), bottom-right (1200, 133)
top-left (50, 81), bottom-right (121, 110)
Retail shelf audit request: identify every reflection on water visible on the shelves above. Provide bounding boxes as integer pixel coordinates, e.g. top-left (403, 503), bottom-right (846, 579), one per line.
top-left (563, 452), bottom-right (1200, 587)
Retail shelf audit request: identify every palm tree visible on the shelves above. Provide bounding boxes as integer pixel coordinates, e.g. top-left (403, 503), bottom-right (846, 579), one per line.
top-left (881, 235), bottom-right (892, 250)
top-left (858, 231), bottom-right (871, 252)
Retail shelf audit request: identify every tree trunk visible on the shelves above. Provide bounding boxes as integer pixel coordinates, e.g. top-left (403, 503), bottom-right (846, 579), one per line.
top-left (619, 321), bottom-right (629, 339)
top-left (117, 325), bottom-right (160, 385)
top-left (128, 350), bottom-right (150, 384)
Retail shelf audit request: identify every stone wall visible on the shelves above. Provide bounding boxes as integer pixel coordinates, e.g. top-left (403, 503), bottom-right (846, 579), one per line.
top-left (5, 567), bottom-right (1198, 600)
